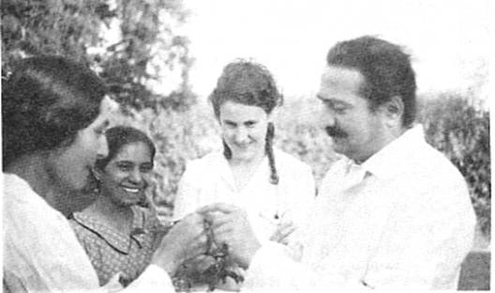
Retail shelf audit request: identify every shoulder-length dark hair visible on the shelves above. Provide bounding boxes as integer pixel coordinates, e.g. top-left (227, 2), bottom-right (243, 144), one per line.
top-left (2, 56), bottom-right (107, 168)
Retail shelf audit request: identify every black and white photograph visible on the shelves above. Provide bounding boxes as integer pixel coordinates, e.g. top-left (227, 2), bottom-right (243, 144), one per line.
top-left (1, 0), bottom-right (491, 291)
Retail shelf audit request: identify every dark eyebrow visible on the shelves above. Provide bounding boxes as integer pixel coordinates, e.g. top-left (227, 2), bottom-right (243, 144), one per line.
top-left (317, 95), bottom-right (352, 107)
top-left (316, 94), bottom-right (326, 101)
top-left (222, 119), bottom-right (237, 124)
top-left (141, 162), bottom-right (154, 168)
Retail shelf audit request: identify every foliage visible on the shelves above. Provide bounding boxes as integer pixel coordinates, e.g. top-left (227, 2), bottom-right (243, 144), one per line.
top-left (1, 0), bottom-right (195, 111)
top-left (97, 0), bottom-right (196, 111)
top-left (417, 94), bottom-right (491, 239)
top-left (172, 222), bottom-right (244, 292)
top-left (1, 0), bottom-right (103, 65)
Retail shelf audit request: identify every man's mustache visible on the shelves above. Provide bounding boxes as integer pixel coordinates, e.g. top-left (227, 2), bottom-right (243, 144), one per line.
top-left (325, 126), bottom-right (348, 138)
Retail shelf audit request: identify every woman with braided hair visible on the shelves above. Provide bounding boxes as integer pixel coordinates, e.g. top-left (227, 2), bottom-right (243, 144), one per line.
top-left (173, 60), bottom-right (315, 291)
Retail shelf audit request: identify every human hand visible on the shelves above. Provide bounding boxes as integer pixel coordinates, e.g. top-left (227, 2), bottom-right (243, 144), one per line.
top-left (181, 254), bottom-right (216, 274)
top-left (269, 220), bottom-right (296, 245)
top-left (151, 212), bottom-right (207, 276)
top-left (198, 203), bottom-right (261, 269)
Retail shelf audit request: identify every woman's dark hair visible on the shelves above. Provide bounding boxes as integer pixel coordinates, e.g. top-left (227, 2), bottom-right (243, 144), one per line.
top-left (95, 126), bottom-right (156, 171)
top-left (209, 60), bottom-right (283, 185)
top-left (2, 56), bottom-right (107, 168)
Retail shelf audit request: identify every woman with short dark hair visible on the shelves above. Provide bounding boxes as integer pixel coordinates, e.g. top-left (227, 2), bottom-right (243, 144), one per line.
top-left (2, 56), bottom-right (206, 292)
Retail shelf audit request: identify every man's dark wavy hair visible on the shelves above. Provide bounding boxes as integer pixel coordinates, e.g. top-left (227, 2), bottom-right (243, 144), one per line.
top-left (326, 35), bottom-right (417, 127)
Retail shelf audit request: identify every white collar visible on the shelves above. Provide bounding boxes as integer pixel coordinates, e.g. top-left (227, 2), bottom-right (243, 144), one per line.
top-left (359, 124), bottom-right (426, 179)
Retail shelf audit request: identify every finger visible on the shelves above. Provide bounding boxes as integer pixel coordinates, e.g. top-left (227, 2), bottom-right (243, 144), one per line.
top-left (197, 202), bottom-right (240, 215)
top-left (182, 212), bottom-right (205, 225)
top-left (279, 225), bottom-right (297, 239)
top-left (269, 229), bottom-right (284, 242)
top-left (189, 234), bottom-right (208, 255)
top-left (270, 223), bottom-right (296, 242)
top-left (170, 221), bottom-right (206, 244)
top-left (181, 216), bottom-right (207, 234)
top-left (186, 254), bottom-right (208, 263)
top-left (278, 221), bottom-right (296, 232)
top-left (208, 213), bottom-right (234, 228)
top-left (198, 234), bottom-right (208, 247)
top-left (209, 225), bottom-right (234, 243)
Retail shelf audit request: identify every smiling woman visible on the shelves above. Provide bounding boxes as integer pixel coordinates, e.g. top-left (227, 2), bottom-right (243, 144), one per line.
top-left (172, 60), bottom-right (316, 291)
top-left (3, 55), bottom-right (209, 293)
top-left (70, 126), bottom-right (165, 287)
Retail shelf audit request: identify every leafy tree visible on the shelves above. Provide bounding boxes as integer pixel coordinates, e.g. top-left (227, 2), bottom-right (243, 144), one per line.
top-left (2, 0), bottom-right (197, 216)
top-left (1, 0), bottom-right (195, 111)
top-left (97, 0), bottom-right (196, 111)
top-left (1, 0), bottom-right (104, 68)
top-left (418, 94), bottom-right (491, 239)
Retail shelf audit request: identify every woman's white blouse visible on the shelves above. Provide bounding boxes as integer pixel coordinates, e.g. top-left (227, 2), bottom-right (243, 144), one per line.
top-left (173, 150), bottom-right (315, 243)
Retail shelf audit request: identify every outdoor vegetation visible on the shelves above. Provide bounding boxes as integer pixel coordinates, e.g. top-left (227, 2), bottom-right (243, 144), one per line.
top-left (2, 0), bottom-right (490, 248)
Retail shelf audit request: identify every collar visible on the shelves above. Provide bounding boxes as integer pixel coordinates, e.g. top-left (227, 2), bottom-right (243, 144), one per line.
top-left (360, 124), bottom-right (426, 179)
top-left (217, 151), bottom-right (269, 191)
top-left (72, 206), bottom-right (146, 254)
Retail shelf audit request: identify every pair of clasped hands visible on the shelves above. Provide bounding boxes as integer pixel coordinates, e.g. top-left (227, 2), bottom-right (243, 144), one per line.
top-left (150, 203), bottom-right (296, 278)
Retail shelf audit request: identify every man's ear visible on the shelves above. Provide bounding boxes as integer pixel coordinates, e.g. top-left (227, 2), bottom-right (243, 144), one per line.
top-left (382, 96), bottom-right (404, 126)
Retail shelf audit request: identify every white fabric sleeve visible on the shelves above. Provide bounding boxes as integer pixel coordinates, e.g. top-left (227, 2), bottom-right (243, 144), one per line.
top-left (242, 243), bottom-right (370, 292)
top-left (122, 265), bottom-right (175, 293)
top-left (2, 192), bottom-right (103, 292)
top-left (279, 163), bottom-right (316, 261)
top-left (288, 164), bottom-right (315, 226)
top-left (172, 162), bottom-right (200, 220)
top-left (362, 180), bottom-right (476, 290)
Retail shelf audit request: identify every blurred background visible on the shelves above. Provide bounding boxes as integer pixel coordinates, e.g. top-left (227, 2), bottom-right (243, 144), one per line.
top-left (1, 0), bottom-right (491, 279)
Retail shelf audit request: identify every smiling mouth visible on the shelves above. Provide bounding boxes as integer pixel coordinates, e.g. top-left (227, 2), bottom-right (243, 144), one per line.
top-left (122, 187), bottom-right (141, 193)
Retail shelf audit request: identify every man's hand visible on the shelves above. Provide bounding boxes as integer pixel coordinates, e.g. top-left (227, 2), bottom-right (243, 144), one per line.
top-left (270, 220), bottom-right (296, 245)
top-left (199, 203), bottom-right (261, 269)
top-left (151, 212), bottom-right (207, 276)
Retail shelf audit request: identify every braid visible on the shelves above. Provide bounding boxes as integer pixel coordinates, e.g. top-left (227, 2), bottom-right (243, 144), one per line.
top-left (222, 139), bottom-right (232, 160)
top-left (265, 122), bottom-right (279, 185)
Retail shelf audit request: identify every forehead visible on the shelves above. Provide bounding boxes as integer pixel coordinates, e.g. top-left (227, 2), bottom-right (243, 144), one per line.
top-left (113, 142), bottom-right (152, 161)
top-left (318, 66), bottom-right (365, 101)
top-left (219, 101), bottom-right (267, 121)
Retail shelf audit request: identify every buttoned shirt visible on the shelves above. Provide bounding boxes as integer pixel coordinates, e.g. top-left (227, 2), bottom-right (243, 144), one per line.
top-left (2, 173), bottom-right (175, 293)
top-left (174, 149), bottom-right (315, 243)
top-left (242, 125), bottom-right (476, 291)
top-left (70, 206), bottom-right (162, 286)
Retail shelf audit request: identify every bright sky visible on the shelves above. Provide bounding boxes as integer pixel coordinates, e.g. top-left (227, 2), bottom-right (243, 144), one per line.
top-left (182, 0), bottom-right (491, 102)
